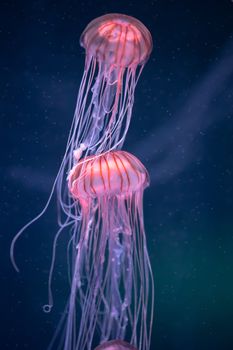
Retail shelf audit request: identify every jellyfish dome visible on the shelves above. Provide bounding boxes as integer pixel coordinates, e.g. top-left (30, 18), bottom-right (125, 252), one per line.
top-left (68, 150), bottom-right (149, 201)
top-left (80, 13), bottom-right (152, 67)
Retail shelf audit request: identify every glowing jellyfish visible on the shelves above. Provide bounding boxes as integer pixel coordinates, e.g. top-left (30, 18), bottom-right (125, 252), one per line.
top-left (73, 13), bottom-right (152, 154)
top-left (94, 339), bottom-right (137, 350)
top-left (53, 150), bottom-right (154, 350)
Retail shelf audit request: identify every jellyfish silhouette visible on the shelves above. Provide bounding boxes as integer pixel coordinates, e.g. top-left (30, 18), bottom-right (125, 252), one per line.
top-left (51, 150), bottom-right (154, 350)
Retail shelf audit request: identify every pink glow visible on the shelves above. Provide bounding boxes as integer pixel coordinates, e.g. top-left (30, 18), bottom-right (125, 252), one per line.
top-left (80, 14), bottom-right (152, 68)
top-left (68, 150), bottom-right (149, 200)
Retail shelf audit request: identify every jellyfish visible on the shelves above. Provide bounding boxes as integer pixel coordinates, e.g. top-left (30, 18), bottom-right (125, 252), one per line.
top-left (70, 13), bottom-right (152, 154)
top-left (47, 150), bottom-right (154, 350)
top-left (10, 13), bottom-right (152, 272)
top-left (94, 339), bottom-right (138, 350)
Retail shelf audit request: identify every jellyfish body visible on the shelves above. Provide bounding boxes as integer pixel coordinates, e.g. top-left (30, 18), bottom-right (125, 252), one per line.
top-left (76, 13), bottom-right (152, 152)
top-left (81, 13), bottom-right (152, 68)
top-left (54, 151), bottom-right (154, 350)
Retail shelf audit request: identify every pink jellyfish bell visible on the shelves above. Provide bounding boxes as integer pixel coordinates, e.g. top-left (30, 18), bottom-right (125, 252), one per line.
top-left (81, 13), bottom-right (152, 68)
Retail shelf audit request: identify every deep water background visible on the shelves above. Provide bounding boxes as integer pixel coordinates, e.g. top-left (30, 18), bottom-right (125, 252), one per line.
top-left (1, 1), bottom-right (233, 349)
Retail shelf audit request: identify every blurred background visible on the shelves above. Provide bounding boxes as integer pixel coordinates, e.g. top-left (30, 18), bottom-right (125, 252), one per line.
top-left (1, 1), bottom-right (233, 349)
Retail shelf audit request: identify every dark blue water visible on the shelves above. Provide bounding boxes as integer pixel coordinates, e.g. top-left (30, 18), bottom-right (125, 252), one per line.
top-left (1, 1), bottom-right (233, 349)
